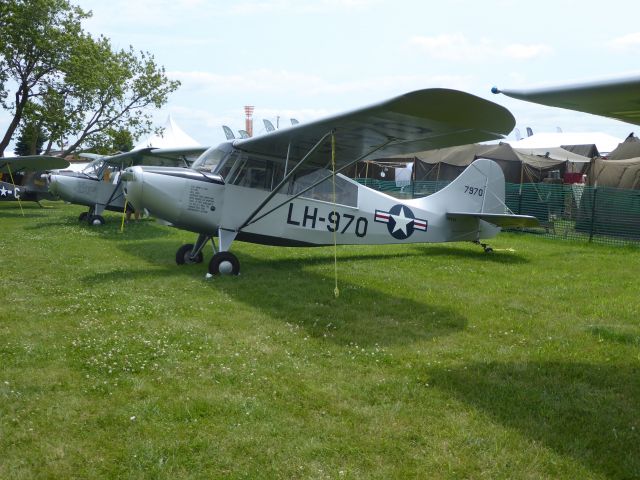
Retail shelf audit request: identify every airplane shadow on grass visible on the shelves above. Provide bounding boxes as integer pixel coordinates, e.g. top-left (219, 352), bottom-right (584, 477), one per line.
top-left (409, 244), bottom-right (529, 265)
top-left (0, 204), bottom-right (52, 219)
top-left (83, 240), bottom-right (514, 347)
top-left (428, 361), bottom-right (640, 479)
top-left (22, 215), bottom-right (175, 240)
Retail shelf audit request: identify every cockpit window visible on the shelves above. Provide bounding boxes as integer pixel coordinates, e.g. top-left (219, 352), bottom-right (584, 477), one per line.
top-left (81, 159), bottom-right (106, 178)
top-left (192, 143), bottom-right (233, 173)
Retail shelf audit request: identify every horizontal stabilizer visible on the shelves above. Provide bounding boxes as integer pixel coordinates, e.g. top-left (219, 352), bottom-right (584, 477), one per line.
top-left (447, 212), bottom-right (539, 228)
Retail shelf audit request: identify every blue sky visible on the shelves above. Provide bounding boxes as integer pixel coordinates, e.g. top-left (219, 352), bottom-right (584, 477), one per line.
top-left (5, 0), bottom-right (640, 149)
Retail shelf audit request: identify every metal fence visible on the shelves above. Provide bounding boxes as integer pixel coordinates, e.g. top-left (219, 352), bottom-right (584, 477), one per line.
top-left (356, 179), bottom-right (640, 246)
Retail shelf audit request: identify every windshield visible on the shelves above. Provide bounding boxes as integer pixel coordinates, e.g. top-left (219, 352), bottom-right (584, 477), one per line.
top-left (191, 143), bottom-right (233, 173)
top-left (81, 159), bottom-right (106, 178)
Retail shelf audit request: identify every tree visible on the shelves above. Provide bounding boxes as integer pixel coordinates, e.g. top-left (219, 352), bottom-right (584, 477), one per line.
top-left (83, 127), bottom-right (134, 155)
top-left (0, 0), bottom-right (180, 157)
top-left (13, 120), bottom-right (47, 156)
top-left (0, 0), bottom-right (88, 156)
top-left (51, 38), bottom-right (180, 156)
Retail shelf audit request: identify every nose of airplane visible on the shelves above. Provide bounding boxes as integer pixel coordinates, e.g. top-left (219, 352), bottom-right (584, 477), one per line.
top-left (48, 174), bottom-right (62, 197)
top-left (121, 166), bottom-right (144, 211)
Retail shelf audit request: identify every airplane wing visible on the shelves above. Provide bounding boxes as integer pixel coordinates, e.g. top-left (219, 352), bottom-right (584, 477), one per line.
top-left (101, 146), bottom-right (209, 168)
top-left (233, 88), bottom-right (515, 167)
top-left (0, 155), bottom-right (70, 173)
top-left (492, 76), bottom-right (640, 126)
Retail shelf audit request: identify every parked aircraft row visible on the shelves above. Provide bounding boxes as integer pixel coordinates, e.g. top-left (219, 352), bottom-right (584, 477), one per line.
top-left (4, 75), bottom-right (639, 276)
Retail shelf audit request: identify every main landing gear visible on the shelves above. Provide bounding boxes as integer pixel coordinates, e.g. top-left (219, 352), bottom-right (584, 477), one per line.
top-left (473, 240), bottom-right (493, 253)
top-left (175, 232), bottom-right (240, 276)
top-left (79, 210), bottom-right (105, 226)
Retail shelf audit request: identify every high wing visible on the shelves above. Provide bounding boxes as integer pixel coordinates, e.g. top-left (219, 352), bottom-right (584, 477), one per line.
top-left (100, 146), bottom-right (208, 168)
top-left (1, 155), bottom-right (69, 173)
top-left (492, 76), bottom-right (640, 126)
top-left (233, 88), bottom-right (515, 168)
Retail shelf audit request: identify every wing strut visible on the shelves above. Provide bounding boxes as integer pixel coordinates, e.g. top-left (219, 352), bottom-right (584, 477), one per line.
top-left (236, 130), bottom-right (334, 231)
top-left (5, 163), bottom-right (24, 216)
top-left (241, 137), bottom-right (396, 229)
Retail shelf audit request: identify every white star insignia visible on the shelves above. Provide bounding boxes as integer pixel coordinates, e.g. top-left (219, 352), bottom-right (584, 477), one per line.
top-left (391, 206), bottom-right (413, 235)
top-left (0, 185), bottom-right (8, 196)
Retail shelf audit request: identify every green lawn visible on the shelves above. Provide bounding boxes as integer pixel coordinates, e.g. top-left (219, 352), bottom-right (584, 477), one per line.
top-left (1, 201), bottom-right (639, 479)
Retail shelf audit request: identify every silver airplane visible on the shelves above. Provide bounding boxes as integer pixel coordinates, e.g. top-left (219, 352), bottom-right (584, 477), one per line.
top-left (1, 155), bottom-right (69, 204)
top-left (48, 147), bottom-right (207, 225)
top-left (122, 88), bottom-right (539, 276)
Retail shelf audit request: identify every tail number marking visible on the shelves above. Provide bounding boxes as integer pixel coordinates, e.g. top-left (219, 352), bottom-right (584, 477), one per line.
top-left (464, 185), bottom-right (484, 196)
top-left (287, 204), bottom-right (368, 237)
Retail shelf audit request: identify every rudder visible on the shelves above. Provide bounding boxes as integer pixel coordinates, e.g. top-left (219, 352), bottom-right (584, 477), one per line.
top-left (416, 159), bottom-right (506, 215)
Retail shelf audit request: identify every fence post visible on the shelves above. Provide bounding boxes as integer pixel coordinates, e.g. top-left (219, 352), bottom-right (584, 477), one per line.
top-left (517, 188), bottom-right (523, 215)
top-left (411, 158), bottom-right (416, 199)
top-left (589, 187), bottom-right (598, 242)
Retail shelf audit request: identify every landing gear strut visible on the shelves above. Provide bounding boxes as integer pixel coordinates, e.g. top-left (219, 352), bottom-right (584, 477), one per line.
top-left (175, 244), bottom-right (204, 264)
top-left (175, 231), bottom-right (241, 275)
top-left (81, 206), bottom-right (105, 226)
top-left (175, 233), bottom-right (209, 265)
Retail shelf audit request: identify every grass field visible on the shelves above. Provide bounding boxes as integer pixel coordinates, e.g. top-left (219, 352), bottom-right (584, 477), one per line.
top-left (1, 200), bottom-right (639, 479)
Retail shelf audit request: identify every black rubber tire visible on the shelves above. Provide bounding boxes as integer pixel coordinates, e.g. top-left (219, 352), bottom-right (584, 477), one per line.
top-left (88, 214), bottom-right (105, 226)
top-left (78, 211), bottom-right (89, 222)
top-left (176, 244), bottom-right (203, 265)
top-left (208, 251), bottom-right (240, 276)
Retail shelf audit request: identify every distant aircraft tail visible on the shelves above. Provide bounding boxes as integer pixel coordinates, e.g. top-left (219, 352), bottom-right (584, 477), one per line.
top-left (417, 159), bottom-right (538, 228)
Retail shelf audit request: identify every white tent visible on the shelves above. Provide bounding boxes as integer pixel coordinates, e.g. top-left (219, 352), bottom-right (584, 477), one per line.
top-left (509, 132), bottom-right (622, 156)
top-left (134, 115), bottom-right (200, 150)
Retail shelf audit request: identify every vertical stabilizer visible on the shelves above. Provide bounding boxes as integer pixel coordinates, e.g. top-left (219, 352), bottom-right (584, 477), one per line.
top-left (418, 159), bottom-right (506, 215)
top-left (415, 159), bottom-right (538, 229)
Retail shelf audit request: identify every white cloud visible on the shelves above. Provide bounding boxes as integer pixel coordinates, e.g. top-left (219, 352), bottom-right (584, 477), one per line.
top-left (608, 32), bottom-right (640, 51)
top-left (503, 43), bottom-right (552, 60)
top-left (409, 34), bottom-right (552, 62)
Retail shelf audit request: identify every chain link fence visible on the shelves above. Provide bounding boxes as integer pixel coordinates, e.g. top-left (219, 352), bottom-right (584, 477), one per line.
top-left (357, 179), bottom-right (640, 246)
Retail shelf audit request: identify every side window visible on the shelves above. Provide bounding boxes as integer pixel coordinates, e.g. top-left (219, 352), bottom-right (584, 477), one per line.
top-left (226, 152), bottom-right (284, 191)
top-left (290, 169), bottom-right (358, 207)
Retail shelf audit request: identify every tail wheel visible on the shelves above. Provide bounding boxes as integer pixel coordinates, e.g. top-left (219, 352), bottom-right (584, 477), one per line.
top-left (208, 251), bottom-right (240, 276)
top-left (176, 244), bottom-right (203, 265)
top-left (88, 215), bottom-right (105, 226)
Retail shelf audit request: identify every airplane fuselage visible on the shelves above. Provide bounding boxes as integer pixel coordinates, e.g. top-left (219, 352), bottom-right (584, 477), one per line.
top-left (0, 174), bottom-right (56, 203)
top-left (48, 173), bottom-right (125, 213)
top-left (123, 165), bottom-right (498, 248)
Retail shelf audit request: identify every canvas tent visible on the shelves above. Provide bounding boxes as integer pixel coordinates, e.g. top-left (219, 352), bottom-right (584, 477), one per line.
top-left (134, 115), bottom-right (200, 150)
top-left (561, 144), bottom-right (600, 158)
top-left (399, 143), bottom-right (589, 184)
top-left (607, 134), bottom-right (640, 160)
top-left (587, 157), bottom-right (640, 189)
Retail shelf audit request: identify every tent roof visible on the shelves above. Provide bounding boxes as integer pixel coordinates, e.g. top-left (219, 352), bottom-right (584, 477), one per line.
top-left (608, 136), bottom-right (640, 160)
top-left (412, 144), bottom-right (494, 166)
top-left (478, 143), bottom-right (567, 169)
top-left (134, 115), bottom-right (200, 150)
top-left (374, 142), bottom-right (589, 165)
top-left (512, 146), bottom-right (591, 162)
top-left (560, 144), bottom-right (599, 158)
top-left (509, 132), bottom-right (622, 155)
